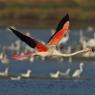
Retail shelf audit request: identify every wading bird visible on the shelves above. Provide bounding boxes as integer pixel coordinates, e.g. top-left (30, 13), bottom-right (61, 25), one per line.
top-left (50, 70), bottom-right (60, 78)
top-left (20, 69), bottom-right (32, 78)
top-left (0, 67), bottom-right (8, 77)
top-left (60, 68), bottom-right (71, 77)
top-left (10, 76), bottom-right (21, 80)
top-left (72, 62), bottom-right (84, 78)
top-left (8, 14), bottom-right (94, 59)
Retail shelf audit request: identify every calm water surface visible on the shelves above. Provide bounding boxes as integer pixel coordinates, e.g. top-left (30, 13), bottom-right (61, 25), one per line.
top-left (0, 80), bottom-right (95, 95)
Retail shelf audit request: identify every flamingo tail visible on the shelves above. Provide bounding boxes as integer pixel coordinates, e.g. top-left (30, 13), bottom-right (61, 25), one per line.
top-left (12, 53), bottom-right (33, 59)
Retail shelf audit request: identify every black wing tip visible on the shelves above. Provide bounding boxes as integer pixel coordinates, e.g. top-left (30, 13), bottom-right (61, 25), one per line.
top-left (64, 13), bottom-right (69, 21)
top-left (7, 26), bottom-right (16, 31)
top-left (56, 13), bottom-right (69, 32)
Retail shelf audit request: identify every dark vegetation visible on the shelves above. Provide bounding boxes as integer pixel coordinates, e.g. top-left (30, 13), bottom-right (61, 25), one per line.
top-left (0, 0), bottom-right (94, 28)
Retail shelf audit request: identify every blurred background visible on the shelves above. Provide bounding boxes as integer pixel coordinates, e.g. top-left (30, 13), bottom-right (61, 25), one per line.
top-left (0, 1), bottom-right (95, 95)
top-left (0, 0), bottom-right (95, 28)
top-left (0, 0), bottom-right (95, 79)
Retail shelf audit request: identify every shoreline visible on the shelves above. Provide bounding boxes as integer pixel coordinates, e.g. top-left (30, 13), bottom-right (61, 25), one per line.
top-left (0, 75), bottom-right (94, 80)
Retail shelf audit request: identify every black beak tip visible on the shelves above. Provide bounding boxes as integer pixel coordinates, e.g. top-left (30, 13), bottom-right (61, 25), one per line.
top-left (91, 47), bottom-right (95, 52)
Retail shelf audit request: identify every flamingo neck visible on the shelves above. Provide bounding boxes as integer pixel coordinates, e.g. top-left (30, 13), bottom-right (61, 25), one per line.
top-left (65, 69), bottom-right (70, 75)
top-left (5, 68), bottom-right (8, 75)
top-left (80, 65), bottom-right (83, 73)
top-left (27, 71), bottom-right (31, 76)
top-left (57, 71), bottom-right (60, 75)
top-left (57, 49), bottom-right (86, 57)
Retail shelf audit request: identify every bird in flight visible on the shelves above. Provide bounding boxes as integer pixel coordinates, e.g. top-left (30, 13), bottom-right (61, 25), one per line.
top-left (8, 14), bottom-right (94, 59)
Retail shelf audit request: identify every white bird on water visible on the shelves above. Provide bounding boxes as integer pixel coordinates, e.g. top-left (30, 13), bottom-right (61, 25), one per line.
top-left (0, 51), bottom-right (9, 64)
top-left (21, 69), bottom-right (32, 78)
top-left (72, 63), bottom-right (84, 78)
top-left (1, 54), bottom-right (9, 64)
top-left (0, 67), bottom-right (8, 76)
top-left (60, 68), bottom-right (71, 77)
top-left (10, 76), bottom-right (21, 80)
top-left (50, 70), bottom-right (60, 78)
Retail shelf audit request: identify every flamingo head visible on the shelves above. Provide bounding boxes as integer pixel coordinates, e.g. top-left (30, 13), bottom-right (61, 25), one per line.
top-left (57, 70), bottom-right (60, 74)
top-left (80, 62), bottom-right (84, 66)
top-left (84, 48), bottom-right (94, 52)
top-left (27, 70), bottom-right (32, 73)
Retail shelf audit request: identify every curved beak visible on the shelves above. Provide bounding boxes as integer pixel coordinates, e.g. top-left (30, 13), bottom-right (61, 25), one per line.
top-left (84, 48), bottom-right (93, 52)
top-left (84, 47), bottom-right (95, 52)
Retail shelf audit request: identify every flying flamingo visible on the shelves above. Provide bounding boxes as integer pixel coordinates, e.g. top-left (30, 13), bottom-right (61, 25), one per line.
top-left (8, 14), bottom-right (94, 59)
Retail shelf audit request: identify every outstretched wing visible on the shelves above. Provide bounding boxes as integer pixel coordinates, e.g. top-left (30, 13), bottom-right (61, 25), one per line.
top-left (8, 27), bottom-right (48, 52)
top-left (47, 14), bottom-right (69, 46)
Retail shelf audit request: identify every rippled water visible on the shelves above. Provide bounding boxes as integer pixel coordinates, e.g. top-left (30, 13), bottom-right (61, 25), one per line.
top-left (0, 80), bottom-right (95, 95)
top-left (0, 28), bottom-right (95, 95)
